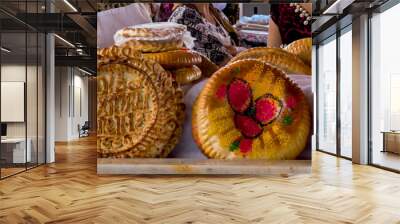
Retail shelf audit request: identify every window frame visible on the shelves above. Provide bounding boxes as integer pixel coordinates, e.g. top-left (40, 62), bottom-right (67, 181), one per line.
top-left (367, 0), bottom-right (400, 173)
top-left (315, 23), bottom-right (353, 161)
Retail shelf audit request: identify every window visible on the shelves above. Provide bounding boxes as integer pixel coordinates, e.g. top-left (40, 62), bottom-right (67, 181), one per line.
top-left (339, 27), bottom-right (352, 158)
top-left (317, 36), bottom-right (337, 154)
top-left (316, 24), bottom-right (353, 159)
top-left (370, 2), bottom-right (400, 171)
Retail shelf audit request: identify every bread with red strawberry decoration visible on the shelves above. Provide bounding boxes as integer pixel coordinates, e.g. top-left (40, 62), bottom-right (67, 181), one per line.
top-left (192, 59), bottom-right (311, 159)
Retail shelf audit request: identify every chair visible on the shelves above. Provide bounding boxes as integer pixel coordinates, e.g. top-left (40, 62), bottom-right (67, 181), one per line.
top-left (78, 121), bottom-right (90, 138)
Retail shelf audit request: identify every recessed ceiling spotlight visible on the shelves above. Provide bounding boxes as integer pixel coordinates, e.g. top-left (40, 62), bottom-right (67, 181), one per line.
top-left (1, 47), bottom-right (11, 53)
top-left (323, 0), bottom-right (354, 15)
top-left (54, 34), bottom-right (75, 48)
top-left (63, 0), bottom-right (78, 12)
top-left (78, 67), bottom-right (93, 76)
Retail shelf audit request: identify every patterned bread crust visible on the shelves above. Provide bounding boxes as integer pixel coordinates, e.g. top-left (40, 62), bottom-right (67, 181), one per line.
top-left (192, 59), bottom-right (311, 159)
top-left (117, 22), bottom-right (187, 39)
top-left (171, 65), bottom-right (202, 85)
top-left (230, 47), bottom-right (311, 75)
top-left (284, 38), bottom-right (312, 66)
top-left (97, 45), bottom-right (142, 60)
top-left (97, 57), bottom-right (185, 158)
top-left (142, 50), bottom-right (202, 69)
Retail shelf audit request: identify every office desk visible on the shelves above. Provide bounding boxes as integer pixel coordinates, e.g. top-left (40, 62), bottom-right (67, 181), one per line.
top-left (382, 131), bottom-right (400, 154)
top-left (1, 138), bottom-right (31, 163)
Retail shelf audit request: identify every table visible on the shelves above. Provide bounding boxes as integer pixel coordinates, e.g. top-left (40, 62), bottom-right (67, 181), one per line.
top-left (1, 138), bottom-right (31, 163)
top-left (381, 131), bottom-right (400, 154)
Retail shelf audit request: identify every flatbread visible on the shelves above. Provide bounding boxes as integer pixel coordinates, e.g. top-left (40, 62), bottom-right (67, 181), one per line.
top-left (192, 59), bottom-right (311, 159)
top-left (230, 47), bottom-right (311, 75)
top-left (97, 57), bottom-right (185, 158)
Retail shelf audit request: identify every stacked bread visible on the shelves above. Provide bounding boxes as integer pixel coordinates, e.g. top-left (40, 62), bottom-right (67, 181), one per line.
top-left (98, 24), bottom-right (313, 160)
top-left (97, 22), bottom-right (224, 158)
top-left (114, 22), bottom-right (218, 85)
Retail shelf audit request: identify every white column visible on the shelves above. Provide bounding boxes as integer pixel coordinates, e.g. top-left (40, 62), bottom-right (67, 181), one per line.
top-left (352, 14), bottom-right (369, 164)
top-left (45, 0), bottom-right (56, 163)
top-left (46, 33), bottom-right (55, 163)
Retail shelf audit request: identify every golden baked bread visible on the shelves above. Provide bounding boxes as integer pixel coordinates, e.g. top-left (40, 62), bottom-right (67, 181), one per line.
top-left (117, 22), bottom-right (186, 38)
top-left (142, 50), bottom-right (202, 69)
top-left (114, 22), bottom-right (190, 53)
top-left (285, 38), bottom-right (312, 66)
top-left (97, 45), bottom-right (142, 60)
top-left (97, 57), bottom-right (185, 158)
top-left (119, 39), bottom-right (183, 53)
top-left (194, 52), bottom-right (220, 77)
top-left (230, 47), bottom-right (311, 75)
top-left (192, 59), bottom-right (310, 159)
top-left (170, 65), bottom-right (202, 85)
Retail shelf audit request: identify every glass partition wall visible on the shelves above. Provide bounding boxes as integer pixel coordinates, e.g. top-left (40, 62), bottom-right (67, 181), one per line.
top-left (317, 35), bottom-right (337, 155)
top-left (370, 2), bottom-right (400, 172)
top-left (0, 1), bottom-right (46, 179)
top-left (316, 25), bottom-right (353, 159)
top-left (339, 26), bottom-right (352, 159)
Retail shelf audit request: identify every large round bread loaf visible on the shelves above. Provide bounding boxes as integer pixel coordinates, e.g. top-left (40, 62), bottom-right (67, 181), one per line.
top-left (97, 56), bottom-right (185, 158)
top-left (192, 59), bottom-right (311, 159)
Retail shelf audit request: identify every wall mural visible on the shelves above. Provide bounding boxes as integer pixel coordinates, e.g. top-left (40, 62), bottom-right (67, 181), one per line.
top-left (96, 2), bottom-right (313, 175)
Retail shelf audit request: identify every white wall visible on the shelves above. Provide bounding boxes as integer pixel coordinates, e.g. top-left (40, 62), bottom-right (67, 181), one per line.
top-left (55, 66), bottom-right (70, 141)
top-left (54, 67), bottom-right (89, 141)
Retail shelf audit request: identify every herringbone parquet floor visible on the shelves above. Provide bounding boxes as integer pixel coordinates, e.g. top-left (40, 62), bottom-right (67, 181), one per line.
top-left (0, 136), bottom-right (399, 224)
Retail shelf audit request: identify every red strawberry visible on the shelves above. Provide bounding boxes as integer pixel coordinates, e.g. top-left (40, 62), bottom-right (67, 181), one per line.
top-left (286, 95), bottom-right (298, 109)
top-left (215, 84), bottom-right (227, 100)
top-left (239, 138), bottom-right (253, 153)
top-left (234, 114), bottom-right (262, 138)
top-left (254, 95), bottom-right (282, 125)
top-left (227, 79), bottom-right (252, 113)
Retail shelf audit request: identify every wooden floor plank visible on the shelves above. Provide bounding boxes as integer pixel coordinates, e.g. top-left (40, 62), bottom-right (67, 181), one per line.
top-left (0, 136), bottom-right (399, 223)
